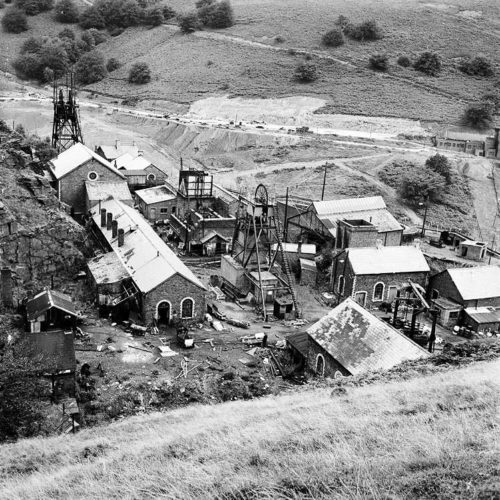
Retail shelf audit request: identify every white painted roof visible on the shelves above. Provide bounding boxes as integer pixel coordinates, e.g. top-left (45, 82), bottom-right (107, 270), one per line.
top-left (119, 156), bottom-right (153, 171)
top-left (313, 196), bottom-right (386, 216)
top-left (98, 144), bottom-right (139, 161)
top-left (446, 266), bottom-right (500, 301)
top-left (347, 246), bottom-right (430, 275)
top-left (91, 198), bottom-right (206, 293)
top-left (272, 243), bottom-right (316, 254)
top-left (249, 271), bottom-right (278, 282)
top-left (85, 181), bottom-right (133, 204)
top-left (135, 185), bottom-right (176, 205)
top-left (307, 298), bottom-right (428, 375)
top-left (114, 153), bottom-right (135, 169)
top-left (49, 143), bottom-right (125, 180)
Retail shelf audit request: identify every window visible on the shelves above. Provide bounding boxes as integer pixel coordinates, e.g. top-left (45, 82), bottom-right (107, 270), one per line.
top-left (355, 291), bottom-right (367, 307)
top-left (160, 208), bottom-right (169, 214)
top-left (431, 289), bottom-right (439, 300)
top-left (316, 354), bottom-right (325, 376)
top-left (147, 173), bottom-right (156, 182)
top-left (449, 311), bottom-right (459, 319)
top-left (172, 206), bottom-right (176, 215)
top-left (180, 297), bottom-right (194, 319)
top-left (373, 282), bottom-right (384, 301)
top-left (88, 171), bottom-right (99, 181)
top-left (338, 275), bottom-right (344, 295)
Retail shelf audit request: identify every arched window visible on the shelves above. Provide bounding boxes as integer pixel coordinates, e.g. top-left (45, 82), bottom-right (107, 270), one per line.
top-left (338, 275), bottom-right (344, 295)
top-left (147, 173), bottom-right (156, 182)
top-left (316, 354), bottom-right (325, 376)
top-left (373, 282), bottom-right (385, 301)
top-left (180, 297), bottom-right (194, 319)
top-left (88, 171), bottom-right (99, 181)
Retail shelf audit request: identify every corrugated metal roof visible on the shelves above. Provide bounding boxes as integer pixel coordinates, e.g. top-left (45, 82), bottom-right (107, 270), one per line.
top-left (433, 297), bottom-right (462, 310)
top-left (347, 246), bottom-right (430, 275)
top-left (85, 181), bottom-right (133, 205)
top-left (313, 196), bottom-right (387, 216)
top-left (446, 266), bottom-right (500, 301)
top-left (26, 289), bottom-right (77, 321)
top-left (286, 331), bottom-right (309, 357)
top-left (28, 331), bottom-right (76, 373)
top-left (464, 306), bottom-right (500, 324)
top-left (272, 243), bottom-right (316, 254)
top-left (307, 298), bottom-right (428, 375)
top-left (134, 185), bottom-right (176, 205)
top-left (91, 198), bottom-right (206, 293)
top-left (87, 252), bottom-right (129, 285)
top-left (49, 143), bottom-right (125, 180)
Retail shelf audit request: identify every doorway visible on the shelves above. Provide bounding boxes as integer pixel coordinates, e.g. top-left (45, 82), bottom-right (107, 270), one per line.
top-left (387, 286), bottom-right (398, 302)
top-left (157, 301), bottom-right (171, 326)
top-left (354, 291), bottom-right (367, 307)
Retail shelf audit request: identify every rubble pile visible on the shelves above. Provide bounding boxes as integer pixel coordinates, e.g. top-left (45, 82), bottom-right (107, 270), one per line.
top-left (0, 130), bottom-right (87, 302)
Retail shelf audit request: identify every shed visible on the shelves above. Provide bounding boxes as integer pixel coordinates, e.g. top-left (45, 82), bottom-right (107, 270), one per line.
top-left (432, 297), bottom-right (462, 328)
top-left (463, 307), bottom-right (500, 334)
top-left (273, 295), bottom-right (294, 319)
top-left (26, 289), bottom-right (78, 333)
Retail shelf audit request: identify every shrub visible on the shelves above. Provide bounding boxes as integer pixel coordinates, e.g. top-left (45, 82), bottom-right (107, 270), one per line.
top-left (414, 51), bottom-right (441, 76)
top-left (295, 62), bottom-right (318, 82)
top-left (459, 57), bottom-right (494, 77)
top-left (87, 27), bottom-right (109, 45)
top-left (94, 0), bottom-right (141, 28)
top-left (178, 12), bottom-right (199, 33)
top-left (20, 36), bottom-right (42, 53)
top-left (198, 0), bottom-right (233, 29)
top-left (12, 53), bottom-right (42, 79)
top-left (128, 61), bottom-right (151, 84)
top-left (15, 0), bottom-right (53, 15)
top-left (80, 29), bottom-right (96, 50)
top-left (482, 92), bottom-right (500, 113)
top-left (2, 7), bottom-right (28, 32)
top-left (397, 55), bottom-right (411, 67)
top-left (0, 2), bottom-right (5, 9)
top-left (38, 40), bottom-right (70, 79)
top-left (322, 29), bottom-right (344, 47)
top-left (369, 53), bottom-right (388, 71)
top-left (425, 154), bottom-right (452, 184)
top-left (144, 6), bottom-right (163, 26)
top-left (461, 102), bottom-right (494, 130)
top-left (106, 57), bottom-right (120, 72)
top-left (345, 20), bottom-right (382, 41)
top-left (54, 0), bottom-right (78, 23)
top-left (162, 5), bottom-right (175, 20)
top-left (75, 50), bottom-right (107, 84)
top-left (79, 6), bottom-right (105, 29)
top-left (335, 14), bottom-right (349, 28)
top-left (398, 168), bottom-right (447, 204)
top-left (58, 27), bottom-right (75, 39)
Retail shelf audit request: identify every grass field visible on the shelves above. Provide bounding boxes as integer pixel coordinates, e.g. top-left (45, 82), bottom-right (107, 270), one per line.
top-left (0, 356), bottom-right (499, 499)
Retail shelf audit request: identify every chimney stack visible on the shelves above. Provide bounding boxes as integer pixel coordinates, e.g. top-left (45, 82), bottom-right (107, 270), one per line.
top-left (112, 220), bottom-right (118, 238)
top-left (106, 212), bottom-right (113, 231)
top-left (1, 267), bottom-right (13, 308)
top-left (118, 228), bottom-right (125, 247)
top-left (100, 208), bottom-right (107, 227)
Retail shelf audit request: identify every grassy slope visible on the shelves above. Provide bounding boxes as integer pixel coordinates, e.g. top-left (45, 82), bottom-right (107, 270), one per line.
top-left (1, 358), bottom-right (499, 499)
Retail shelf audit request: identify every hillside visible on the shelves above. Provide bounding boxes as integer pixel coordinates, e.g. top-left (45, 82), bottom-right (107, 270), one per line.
top-left (1, 350), bottom-right (499, 499)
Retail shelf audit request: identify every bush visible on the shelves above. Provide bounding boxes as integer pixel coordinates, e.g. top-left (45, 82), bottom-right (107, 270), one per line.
top-left (144, 6), bottom-right (163, 26)
top-left (58, 27), bottom-right (75, 39)
top-left (203, 0), bottom-right (233, 28)
top-left (414, 51), bottom-right (441, 76)
top-left (86, 27), bottom-right (109, 45)
top-left (425, 154), bottom-right (452, 184)
top-left (295, 62), bottom-right (318, 82)
top-left (322, 29), bottom-right (344, 47)
top-left (20, 36), bottom-right (42, 53)
top-left (162, 5), bottom-right (175, 20)
top-left (178, 12), bottom-right (199, 33)
top-left (397, 55), bottom-right (411, 67)
top-left (106, 57), bottom-right (120, 72)
top-left (80, 29), bottom-right (95, 50)
top-left (2, 7), bottom-right (28, 32)
top-left (79, 6), bottom-right (105, 29)
top-left (369, 53), bottom-right (388, 71)
top-left (461, 102), bottom-right (494, 130)
top-left (459, 57), bottom-right (494, 77)
top-left (398, 168), bottom-right (447, 204)
top-left (54, 0), bottom-right (78, 23)
top-left (75, 50), bottom-right (107, 84)
top-left (12, 53), bottom-right (42, 79)
top-left (93, 0), bottom-right (141, 28)
top-left (128, 61), bottom-right (151, 84)
top-left (15, 0), bottom-right (53, 15)
top-left (345, 20), bottom-right (382, 41)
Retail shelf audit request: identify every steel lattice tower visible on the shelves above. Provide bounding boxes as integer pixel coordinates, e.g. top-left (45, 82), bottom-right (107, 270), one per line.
top-left (51, 73), bottom-right (83, 151)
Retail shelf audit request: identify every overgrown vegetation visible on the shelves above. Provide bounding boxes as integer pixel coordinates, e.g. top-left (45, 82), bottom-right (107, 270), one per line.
top-left (196, 0), bottom-right (234, 29)
top-left (459, 56), bottom-right (494, 77)
top-left (178, 11), bottom-right (200, 33)
top-left (295, 62), bottom-right (318, 82)
top-left (461, 101), bottom-right (494, 130)
top-left (369, 53), bottom-right (388, 71)
top-left (14, 0), bottom-right (53, 16)
top-left (321, 28), bottom-right (344, 47)
top-left (413, 51), bottom-right (441, 76)
top-left (128, 61), bottom-right (151, 84)
top-left (344, 19), bottom-right (382, 41)
top-left (54, 0), bottom-right (78, 24)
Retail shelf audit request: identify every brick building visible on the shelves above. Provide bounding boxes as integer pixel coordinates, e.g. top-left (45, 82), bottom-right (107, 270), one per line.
top-left (88, 198), bottom-right (206, 325)
top-left (49, 143), bottom-right (125, 216)
top-left (300, 298), bottom-right (428, 377)
top-left (331, 245), bottom-right (430, 308)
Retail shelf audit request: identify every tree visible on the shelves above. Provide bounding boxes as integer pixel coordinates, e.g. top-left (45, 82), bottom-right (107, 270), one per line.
top-left (322, 29), bottom-right (344, 47)
top-left (94, 0), bottom-right (141, 28)
top-left (12, 53), bottom-right (42, 79)
top-left (369, 53), bottom-right (388, 71)
top-left (398, 168), bottom-right (446, 204)
top-left (15, 0), bottom-right (53, 15)
top-left (162, 5), bottom-right (175, 20)
top-left (178, 12), bottom-right (200, 33)
top-left (295, 62), bottom-right (318, 82)
top-left (425, 153), bottom-right (452, 184)
top-left (345, 20), bottom-right (382, 41)
top-left (20, 36), bottom-right (43, 53)
top-left (461, 102), bottom-right (494, 130)
top-left (79, 6), bottom-right (105, 29)
top-left (397, 55), bottom-right (411, 67)
top-left (144, 6), bottom-right (163, 26)
top-left (75, 50), bottom-right (107, 84)
top-left (80, 29), bottom-right (96, 50)
top-left (128, 62), bottom-right (151, 84)
top-left (198, 0), bottom-right (233, 29)
top-left (54, 0), bottom-right (78, 23)
top-left (459, 57), bottom-right (494, 77)
top-left (106, 57), bottom-right (121, 72)
top-left (38, 40), bottom-right (70, 80)
top-left (58, 27), bottom-right (75, 39)
top-left (86, 28), bottom-right (109, 45)
top-left (2, 8), bottom-right (28, 33)
top-left (413, 51), bottom-right (441, 76)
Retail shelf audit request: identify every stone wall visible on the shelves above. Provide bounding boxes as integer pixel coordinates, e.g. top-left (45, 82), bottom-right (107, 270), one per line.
top-left (307, 337), bottom-right (351, 377)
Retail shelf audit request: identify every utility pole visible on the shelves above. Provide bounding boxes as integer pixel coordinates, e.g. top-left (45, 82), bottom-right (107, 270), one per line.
top-left (283, 187), bottom-right (289, 243)
top-left (420, 196), bottom-right (429, 237)
top-left (321, 164), bottom-right (327, 201)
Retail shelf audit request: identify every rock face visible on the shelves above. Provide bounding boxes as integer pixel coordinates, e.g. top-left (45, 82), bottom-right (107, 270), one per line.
top-left (0, 131), bottom-right (87, 305)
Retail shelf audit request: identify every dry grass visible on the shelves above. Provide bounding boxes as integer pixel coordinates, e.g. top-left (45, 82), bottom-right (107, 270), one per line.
top-left (1, 358), bottom-right (499, 499)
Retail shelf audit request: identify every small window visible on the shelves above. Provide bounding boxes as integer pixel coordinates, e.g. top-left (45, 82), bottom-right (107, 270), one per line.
top-left (172, 206), bottom-right (176, 215)
top-left (181, 298), bottom-right (194, 319)
top-left (160, 208), bottom-right (169, 214)
top-left (373, 282), bottom-right (384, 301)
top-left (431, 289), bottom-right (439, 300)
top-left (449, 311), bottom-right (459, 319)
top-left (147, 173), bottom-right (156, 182)
top-left (316, 354), bottom-right (325, 376)
top-left (338, 275), bottom-right (344, 294)
top-left (88, 171), bottom-right (99, 181)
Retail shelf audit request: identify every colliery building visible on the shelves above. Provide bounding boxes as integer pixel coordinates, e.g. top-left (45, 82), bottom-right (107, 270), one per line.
top-left (87, 197), bottom-right (206, 325)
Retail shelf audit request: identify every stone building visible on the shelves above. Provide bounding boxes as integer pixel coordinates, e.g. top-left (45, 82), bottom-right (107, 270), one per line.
top-left (114, 153), bottom-right (169, 191)
top-left (434, 128), bottom-right (500, 158)
top-left (85, 181), bottom-right (133, 212)
top-left (331, 245), bottom-right (430, 308)
top-left (88, 198), bottom-right (206, 325)
top-left (135, 184), bottom-right (177, 222)
top-left (297, 298), bottom-right (428, 377)
top-left (95, 142), bottom-right (139, 162)
top-left (49, 143), bottom-right (126, 216)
